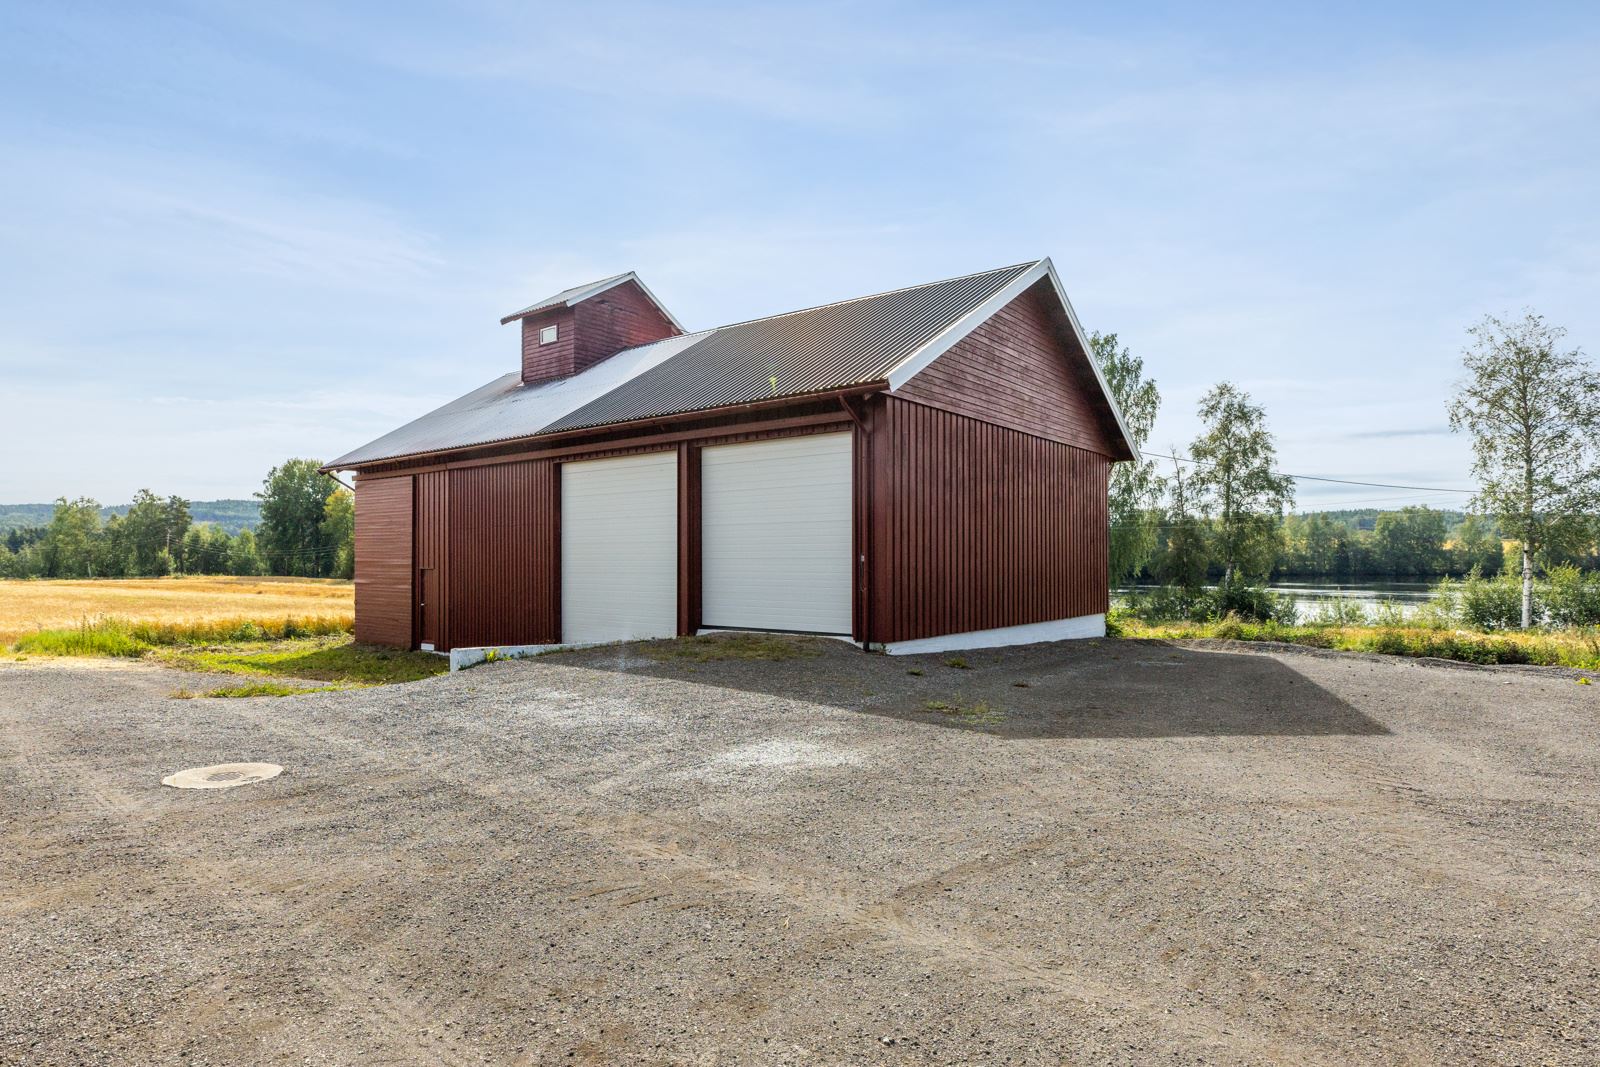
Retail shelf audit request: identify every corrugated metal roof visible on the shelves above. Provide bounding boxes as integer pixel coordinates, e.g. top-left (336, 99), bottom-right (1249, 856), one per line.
top-left (498, 273), bottom-right (633, 324)
top-left (545, 262), bottom-right (1035, 433)
top-left (327, 332), bottom-right (705, 467)
top-left (329, 261), bottom-right (1039, 468)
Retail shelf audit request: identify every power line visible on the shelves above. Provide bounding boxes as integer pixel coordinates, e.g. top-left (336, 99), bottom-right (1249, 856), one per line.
top-left (1141, 450), bottom-right (1476, 494)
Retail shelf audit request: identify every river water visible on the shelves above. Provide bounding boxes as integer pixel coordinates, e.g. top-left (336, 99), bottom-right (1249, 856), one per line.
top-left (1116, 581), bottom-right (1441, 620)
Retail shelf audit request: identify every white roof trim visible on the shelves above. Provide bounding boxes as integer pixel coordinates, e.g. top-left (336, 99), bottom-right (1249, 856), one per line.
top-left (883, 257), bottom-right (1137, 460)
top-left (883, 260), bottom-right (1047, 390)
top-left (500, 271), bottom-right (687, 332)
top-left (1037, 259), bottom-right (1138, 459)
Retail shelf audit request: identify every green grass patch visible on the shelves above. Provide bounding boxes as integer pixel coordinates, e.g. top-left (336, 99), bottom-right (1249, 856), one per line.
top-left (1115, 615), bottom-right (1600, 671)
top-left (9, 614), bottom-right (445, 689)
top-left (172, 681), bottom-right (341, 699)
top-left (159, 635), bottom-right (448, 685)
top-left (646, 632), bottom-right (824, 663)
top-left (14, 624), bottom-right (151, 657)
top-left (922, 698), bottom-right (1005, 725)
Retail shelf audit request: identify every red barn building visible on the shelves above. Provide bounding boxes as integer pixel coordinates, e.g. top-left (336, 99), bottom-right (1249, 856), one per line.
top-left (324, 260), bottom-right (1134, 661)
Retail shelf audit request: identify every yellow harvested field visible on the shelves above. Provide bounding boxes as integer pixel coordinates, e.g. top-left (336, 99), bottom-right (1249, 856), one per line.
top-left (0, 577), bottom-right (353, 644)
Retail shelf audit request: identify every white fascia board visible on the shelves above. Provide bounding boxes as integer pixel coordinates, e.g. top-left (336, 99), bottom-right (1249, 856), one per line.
top-left (874, 613), bottom-right (1106, 655)
top-left (1036, 259), bottom-right (1139, 461)
top-left (883, 257), bottom-right (1139, 462)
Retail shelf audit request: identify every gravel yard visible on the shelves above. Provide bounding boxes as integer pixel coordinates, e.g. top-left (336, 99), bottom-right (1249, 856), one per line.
top-left (2, 636), bottom-right (1597, 1065)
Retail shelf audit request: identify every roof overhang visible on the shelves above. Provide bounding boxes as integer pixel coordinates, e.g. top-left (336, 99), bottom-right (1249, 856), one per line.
top-left (882, 257), bottom-right (1138, 462)
top-left (498, 271), bottom-right (686, 331)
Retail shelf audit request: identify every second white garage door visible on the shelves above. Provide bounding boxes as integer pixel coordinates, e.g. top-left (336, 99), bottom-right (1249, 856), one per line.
top-left (700, 433), bottom-right (853, 635)
top-left (561, 451), bottom-right (677, 644)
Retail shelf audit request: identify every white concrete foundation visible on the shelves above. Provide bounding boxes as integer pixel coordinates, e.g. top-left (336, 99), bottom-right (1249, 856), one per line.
top-left (449, 643), bottom-right (574, 672)
top-left (873, 613), bottom-right (1105, 656)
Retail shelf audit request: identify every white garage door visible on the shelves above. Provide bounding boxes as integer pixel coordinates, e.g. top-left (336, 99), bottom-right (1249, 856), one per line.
top-left (701, 433), bottom-right (853, 635)
top-left (561, 451), bottom-right (678, 644)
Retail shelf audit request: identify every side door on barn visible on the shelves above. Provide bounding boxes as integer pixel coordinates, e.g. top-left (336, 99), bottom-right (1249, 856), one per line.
top-left (413, 471), bottom-right (449, 650)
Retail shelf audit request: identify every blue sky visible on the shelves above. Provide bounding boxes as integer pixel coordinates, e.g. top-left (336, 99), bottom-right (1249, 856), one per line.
top-left (3, 1), bottom-right (1596, 510)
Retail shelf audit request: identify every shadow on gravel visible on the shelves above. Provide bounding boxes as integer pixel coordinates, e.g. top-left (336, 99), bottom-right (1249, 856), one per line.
top-left (553, 635), bottom-right (1389, 740)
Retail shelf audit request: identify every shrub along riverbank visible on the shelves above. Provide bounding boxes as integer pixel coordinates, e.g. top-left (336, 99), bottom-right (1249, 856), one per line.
top-left (1112, 614), bottom-right (1600, 672)
top-left (1114, 568), bottom-right (1600, 672)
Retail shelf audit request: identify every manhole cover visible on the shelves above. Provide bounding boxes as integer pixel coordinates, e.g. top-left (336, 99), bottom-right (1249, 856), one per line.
top-left (162, 763), bottom-right (283, 790)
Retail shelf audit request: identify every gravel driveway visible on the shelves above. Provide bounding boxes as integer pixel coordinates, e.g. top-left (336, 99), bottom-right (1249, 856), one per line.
top-left (2, 636), bottom-right (1597, 1065)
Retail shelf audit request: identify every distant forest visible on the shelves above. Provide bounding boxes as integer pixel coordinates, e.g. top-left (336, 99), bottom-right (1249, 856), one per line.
top-left (1, 461), bottom-right (348, 580)
top-left (0, 499), bottom-right (261, 535)
top-left (1123, 504), bottom-right (1515, 583)
top-left (1306, 508), bottom-right (1467, 533)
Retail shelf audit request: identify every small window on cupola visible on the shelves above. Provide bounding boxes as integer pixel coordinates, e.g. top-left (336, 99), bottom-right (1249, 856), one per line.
top-left (539, 325), bottom-right (558, 345)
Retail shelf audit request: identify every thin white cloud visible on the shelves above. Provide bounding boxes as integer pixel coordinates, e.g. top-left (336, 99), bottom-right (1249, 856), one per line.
top-left (2, 3), bottom-right (1596, 502)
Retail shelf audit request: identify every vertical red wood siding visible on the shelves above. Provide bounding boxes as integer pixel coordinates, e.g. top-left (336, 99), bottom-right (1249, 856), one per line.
top-left (414, 471), bottom-right (450, 649)
top-left (574, 281), bottom-right (680, 375)
top-left (895, 279), bottom-right (1121, 457)
top-left (351, 363), bottom-right (1118, 653)
top-left (851, 408), bottom-right (870, 642)
top-left (520, 281), bottom-right (679, 386)
top-left (447, 460), bottom-right (560, 648)
top-left (520, 307), bottom-right (577, 385)
top-left (352, 416), bottom-right (853, 651)
top-left (676, 442), bottom-right (702, 636)
top-left (866, 396), bottom-right (1109, 644)
top-left (354, 475), bottom-right (413, 647)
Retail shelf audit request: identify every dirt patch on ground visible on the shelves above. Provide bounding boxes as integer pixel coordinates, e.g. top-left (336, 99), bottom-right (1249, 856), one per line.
top-left (2, 636), bottom-right (1597, 1064)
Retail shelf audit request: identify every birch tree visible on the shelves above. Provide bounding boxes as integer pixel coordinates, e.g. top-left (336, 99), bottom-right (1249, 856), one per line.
top-left (1088, 331), bottom-right (1164, 582)
top-left (1448, 312), bottom-right (1600, 627)
top-left (1159, 449), bottom-right (1209, 600)
top-left (1189, 382), bottom-right (1294, 587)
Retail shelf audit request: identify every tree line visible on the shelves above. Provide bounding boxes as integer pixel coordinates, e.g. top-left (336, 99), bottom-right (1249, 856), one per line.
top-left (1272, 508), bottom-right (1509, 580)
top-left (1132, 505), bottom-right (1511, 584)
top-left (0, 459), bottom-right (353, 581)
top-left (1094, 309), bottom-right (1600, 628)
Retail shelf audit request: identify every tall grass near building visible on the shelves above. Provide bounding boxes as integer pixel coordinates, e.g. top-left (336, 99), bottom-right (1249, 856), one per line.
top-left (13, 615), bottom-right (351, 657)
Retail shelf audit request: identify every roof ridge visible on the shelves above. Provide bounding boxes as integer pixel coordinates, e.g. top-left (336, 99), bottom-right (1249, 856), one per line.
top-left (499, 271), bottom-right (636, 323)
top-left (588, 259), bottom-right (1041, 370)
top-left (566, 270), bottom-right (632, 290)
top-left (692, 260), bottom-right (1041, 335)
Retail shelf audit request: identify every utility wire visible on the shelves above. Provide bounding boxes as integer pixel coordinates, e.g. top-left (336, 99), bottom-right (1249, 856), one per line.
top-left (1140, 450), bottom-right (1476, 494)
